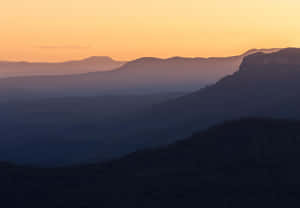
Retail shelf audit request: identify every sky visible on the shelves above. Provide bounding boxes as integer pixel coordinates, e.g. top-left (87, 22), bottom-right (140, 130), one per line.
top-left (1, 0), bottom-right (300, 62)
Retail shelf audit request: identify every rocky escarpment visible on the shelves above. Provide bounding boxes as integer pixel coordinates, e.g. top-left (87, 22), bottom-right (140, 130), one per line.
top-left (239, 48), bottom-right (300, 72)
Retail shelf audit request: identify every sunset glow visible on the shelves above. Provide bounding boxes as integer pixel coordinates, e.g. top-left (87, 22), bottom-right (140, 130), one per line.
top-left (1, 0), bottom-right (300, 62)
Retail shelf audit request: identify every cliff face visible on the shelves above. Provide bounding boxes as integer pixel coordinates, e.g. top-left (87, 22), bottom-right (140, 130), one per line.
top-left (239, 48), bottom-right (300, 72)
top-left (135, 48), bottom-right (300, 150)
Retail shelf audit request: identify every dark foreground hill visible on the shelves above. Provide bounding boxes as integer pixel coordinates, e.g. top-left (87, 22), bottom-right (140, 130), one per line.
top-left (2, 118), bottom-right (300, 207)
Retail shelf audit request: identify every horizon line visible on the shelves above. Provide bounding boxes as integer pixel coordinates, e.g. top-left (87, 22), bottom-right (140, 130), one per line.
top-left (0, 47), bottom-right (286, 63)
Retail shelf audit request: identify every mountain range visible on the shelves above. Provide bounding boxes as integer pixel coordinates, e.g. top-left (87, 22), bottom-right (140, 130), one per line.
top-left (0, 48), bottom-right (279, 100)
top-left (0, 56), bottom-right (125, 78)
top-left (122, 48), bottom-right (300, 146)
top-left (0, 48), bottom-right (299, 165)
top-left (2, 47), bottom-right (300, 207)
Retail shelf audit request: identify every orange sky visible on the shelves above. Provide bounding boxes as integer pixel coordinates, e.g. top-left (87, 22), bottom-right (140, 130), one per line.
top-left (1, 0), bottom-right (300, 62)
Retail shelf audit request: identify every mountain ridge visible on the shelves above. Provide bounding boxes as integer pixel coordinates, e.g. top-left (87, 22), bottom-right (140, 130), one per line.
top-left (0, 56), bottom-right (125, 78)
top-left (0, 48), bottom-right (279, 79)
top-left (1, 48), bottom-right (298, 165)
top-left (108, 47), bottom-right (300, 155)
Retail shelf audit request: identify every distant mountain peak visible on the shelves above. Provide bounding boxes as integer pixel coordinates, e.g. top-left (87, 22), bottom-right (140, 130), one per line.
top-left (79, 56), bottom-right (126, 64)
top-left (0, 56), bottom-right (126, 78)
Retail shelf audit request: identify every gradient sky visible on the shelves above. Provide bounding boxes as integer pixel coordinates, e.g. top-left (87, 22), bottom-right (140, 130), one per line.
top-left (1, 0), bottom-right (300, 62)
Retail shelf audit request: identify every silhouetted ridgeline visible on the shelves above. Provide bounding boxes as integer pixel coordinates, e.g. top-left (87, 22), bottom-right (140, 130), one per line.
top-left (0, 48), bottom-right (300, 165)
top-left (0, 48), bottom-right (278, 100)
top-left (129, 48), bottom-right (300, 146)
top-left (0, 56), bottom-right (125, 77)
top-left (2, 118), bottom-right (300, 207)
